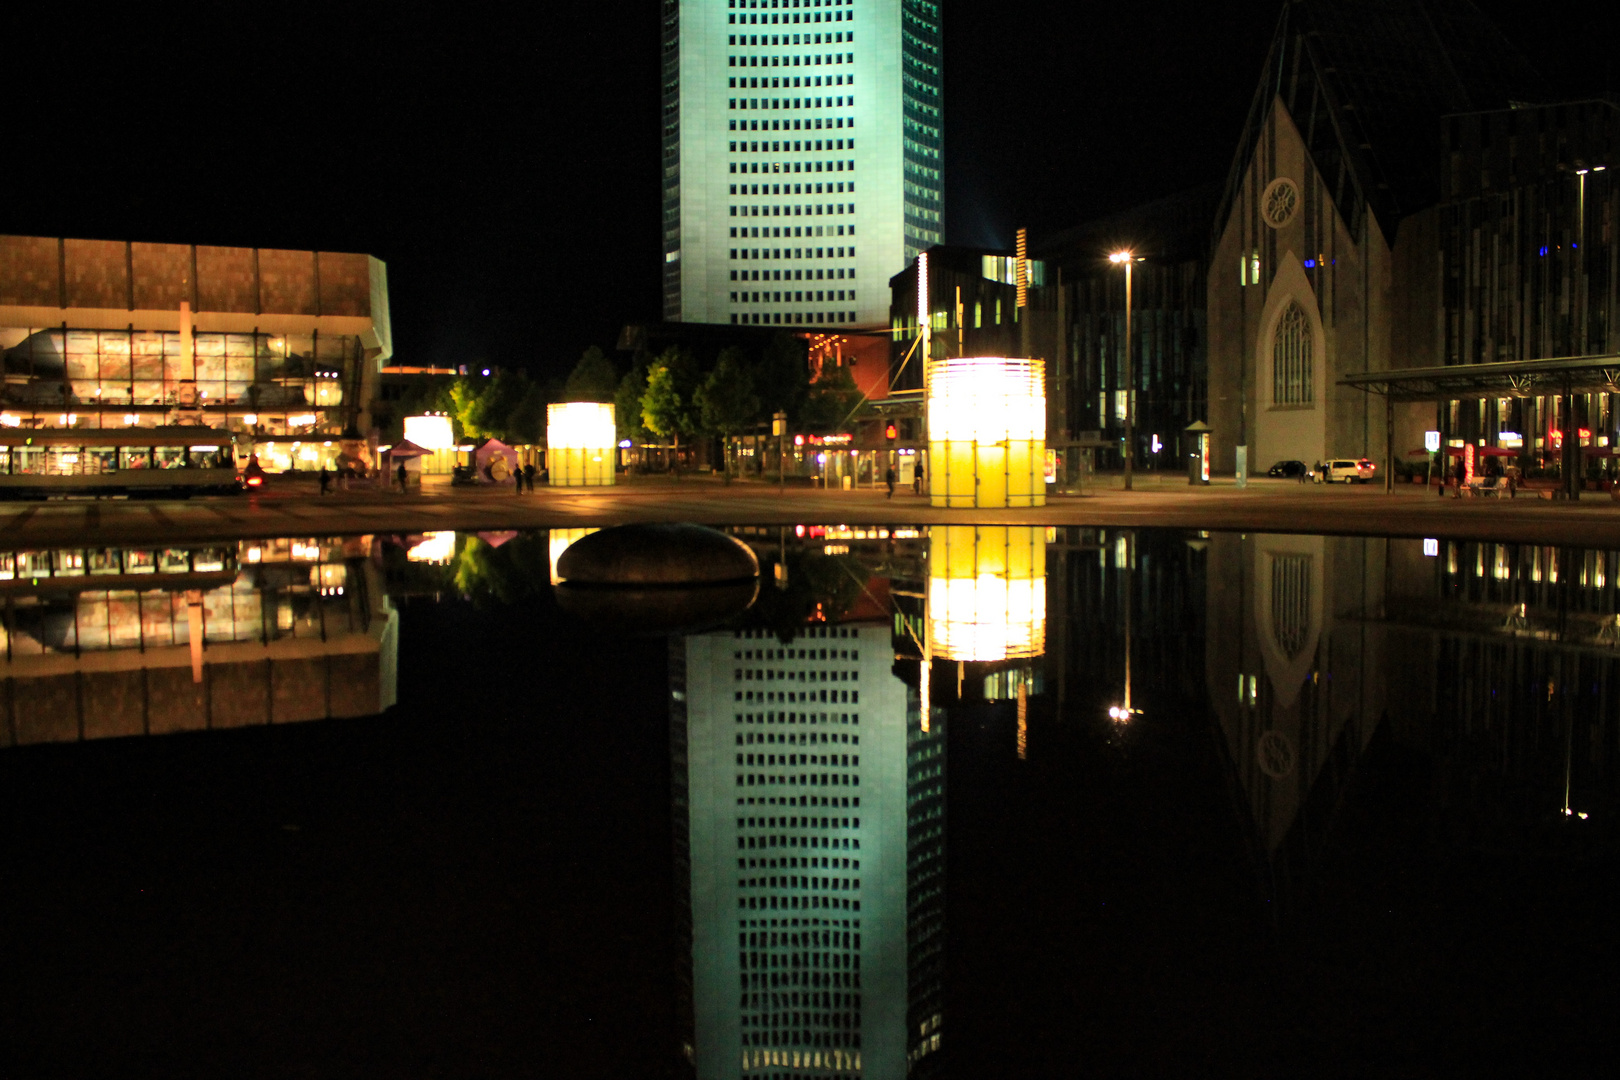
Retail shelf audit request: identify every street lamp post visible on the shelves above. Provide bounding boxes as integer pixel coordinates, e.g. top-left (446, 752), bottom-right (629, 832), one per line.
top-left (1110, 252), bottom-right (1137, 490)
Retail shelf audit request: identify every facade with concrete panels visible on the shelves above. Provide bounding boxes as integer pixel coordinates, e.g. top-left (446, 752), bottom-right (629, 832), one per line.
top-left (662, 0), bottom-right (942, 332)
top-left (0, 235), bottom-right (392, 471)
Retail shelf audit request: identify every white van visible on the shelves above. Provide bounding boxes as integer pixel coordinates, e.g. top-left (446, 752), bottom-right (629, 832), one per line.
top-left (1322, 458), bottom-right (1376, 483)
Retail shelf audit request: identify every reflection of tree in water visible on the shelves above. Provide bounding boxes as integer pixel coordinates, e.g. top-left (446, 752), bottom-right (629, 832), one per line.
top-left (450, 533), bottom-right (551, 606)
top-left (381, 532), bottom-right (551, 607)
top-left (740, 549), bottom-right (868, 643)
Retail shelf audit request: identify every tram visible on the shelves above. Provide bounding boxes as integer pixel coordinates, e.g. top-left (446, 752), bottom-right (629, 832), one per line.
top-left (0, 426), bottom-right (242, 499)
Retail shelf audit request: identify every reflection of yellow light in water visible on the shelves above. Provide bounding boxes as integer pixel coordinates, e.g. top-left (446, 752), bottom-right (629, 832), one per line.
top-left (547, 402), bottom-right (616, 486)
top-left (549, 527), bottom-right (599, 585)
top-left (925, 356), bottom-right (1045, 508)
top-left (1016, 681), bottom-right (1027, 759)
top-left (928, 525), bottom-right (1045, 661)
top-left (408, 531), bottom-right (456, 564)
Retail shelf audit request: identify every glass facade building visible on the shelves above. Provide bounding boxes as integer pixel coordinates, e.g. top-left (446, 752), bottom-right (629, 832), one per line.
top-left (0, 235), bottom-right (392, 473)
top-left (662, 0), bottom-right (942, 331)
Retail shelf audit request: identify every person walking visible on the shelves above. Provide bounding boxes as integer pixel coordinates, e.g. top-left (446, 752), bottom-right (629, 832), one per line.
top-left (319, 465), bottom-right (331, 496)
top-left (523, 462), bottom-right (536, 492)
top-left (885, 465), bottom-right (896, 498)
top-left (396, 460), bottom-right (408, 494)
top-left (515, 464), bottom-right (524, 495)
top-left (913, 462), bottom-right (924, 495)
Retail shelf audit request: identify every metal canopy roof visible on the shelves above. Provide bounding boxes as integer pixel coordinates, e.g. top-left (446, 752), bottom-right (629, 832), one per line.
top-left (1340, 354), bottom-right (1620, 401)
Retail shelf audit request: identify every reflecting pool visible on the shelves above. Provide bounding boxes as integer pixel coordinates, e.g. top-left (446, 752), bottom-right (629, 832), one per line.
top-left (3, 526), bottom-right (1616, 1077)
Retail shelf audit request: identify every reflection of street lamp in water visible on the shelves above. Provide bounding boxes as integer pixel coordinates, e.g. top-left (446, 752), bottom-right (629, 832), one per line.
top-left (1107, 531), bottom-right (1139, 723)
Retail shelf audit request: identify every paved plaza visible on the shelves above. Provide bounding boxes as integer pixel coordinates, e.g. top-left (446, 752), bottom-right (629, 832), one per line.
top-left (1, 475), bottom-right (1619, 547)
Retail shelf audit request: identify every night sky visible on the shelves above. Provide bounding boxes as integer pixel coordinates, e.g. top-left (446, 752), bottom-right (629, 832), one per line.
top-left (3, 2), bottom-right (1610, 379)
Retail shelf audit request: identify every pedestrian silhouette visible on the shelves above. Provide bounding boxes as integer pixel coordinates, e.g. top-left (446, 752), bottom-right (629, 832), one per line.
top-left (885, 466), bottom-right (896, 498)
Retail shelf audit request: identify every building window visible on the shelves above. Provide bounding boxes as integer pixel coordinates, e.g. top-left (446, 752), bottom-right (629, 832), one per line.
top-left (1272, 301), bottom-right (1312, 406)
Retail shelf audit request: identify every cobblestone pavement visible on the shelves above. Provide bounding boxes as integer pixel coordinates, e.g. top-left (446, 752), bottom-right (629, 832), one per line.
top-left (2, 476), bottom-right (1619, 547)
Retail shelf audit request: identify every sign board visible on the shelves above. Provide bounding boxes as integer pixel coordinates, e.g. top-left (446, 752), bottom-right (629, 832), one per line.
top-left (1425, 430), bottom-right (1441, 453)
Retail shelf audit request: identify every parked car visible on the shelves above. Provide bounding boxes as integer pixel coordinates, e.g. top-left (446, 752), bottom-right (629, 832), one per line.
top-left (1324, 458), bottom-right (1377, 483)
top-left (1267, 459), bottom-right (1308, 478)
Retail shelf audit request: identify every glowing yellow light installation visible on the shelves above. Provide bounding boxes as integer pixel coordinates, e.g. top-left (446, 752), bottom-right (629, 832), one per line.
top-left (407, 531), bottom-right (455, 564)
top-left (403, 414), bottom-right (455, 451)
top-left (549, 527), bottom-right (599, 585)
top-left (546, 402), bottom-right (616, 486)
top-left (928, 525), bottom-right (1046, 661)
top-left (926, 356), bottom-right (1045, 507)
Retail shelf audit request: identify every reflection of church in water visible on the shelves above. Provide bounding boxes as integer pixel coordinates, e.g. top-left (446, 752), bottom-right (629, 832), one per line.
top-left (0, 536), bottom-right (397, 745)
top-left (672, 616), bottom-right (944, 1078)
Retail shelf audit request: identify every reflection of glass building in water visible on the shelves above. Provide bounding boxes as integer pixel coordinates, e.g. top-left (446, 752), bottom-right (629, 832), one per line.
top-left (0, 536), bottom-right (396, 746)
top-left (672, 615), bottom-right (943, 1078)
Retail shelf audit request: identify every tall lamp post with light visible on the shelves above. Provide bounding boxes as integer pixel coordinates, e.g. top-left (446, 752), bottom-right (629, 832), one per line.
top-left (1109, 252), bottom-right (1141, 490)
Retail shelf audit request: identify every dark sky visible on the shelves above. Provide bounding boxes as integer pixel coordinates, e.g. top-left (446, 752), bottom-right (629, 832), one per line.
top-left (3, 2), bottom-right (1610, 382)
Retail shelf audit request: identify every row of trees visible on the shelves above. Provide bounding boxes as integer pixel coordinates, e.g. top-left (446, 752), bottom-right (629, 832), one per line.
top-left (389, 333), bottom-right (864, 475)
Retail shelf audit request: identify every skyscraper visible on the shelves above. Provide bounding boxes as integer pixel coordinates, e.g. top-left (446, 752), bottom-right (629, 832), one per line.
top-left (660, 0), bottom-right (943, 330)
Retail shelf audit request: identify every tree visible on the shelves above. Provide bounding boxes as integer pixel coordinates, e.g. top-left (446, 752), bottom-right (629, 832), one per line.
top-left (756, 331), bottom-right (811, 420)
top-left (614, 362), bottom-right (650, 442)
top-left (640, 362), bottom-right (688, 457)
top-left (563, 346), bottom-right (618, 402)
top-left (799, 363), bottom-right (862, 432)
top-left (694, 346), bottom-right (760, 480)
top-left (640, 346), bottom-right (701, 467)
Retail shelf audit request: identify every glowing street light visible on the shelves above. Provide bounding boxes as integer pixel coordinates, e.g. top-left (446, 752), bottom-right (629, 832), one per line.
top-left (1109, 251), bottom-right (1140, 490)
top-left (546, 402), bottom-right (617, 486)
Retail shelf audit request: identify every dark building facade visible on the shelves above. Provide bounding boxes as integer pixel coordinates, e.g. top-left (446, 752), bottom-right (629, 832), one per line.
top-left (1432, 99), bottom-right (1620, 470)
top-left (1028, 188), bottom-right (1215, 471)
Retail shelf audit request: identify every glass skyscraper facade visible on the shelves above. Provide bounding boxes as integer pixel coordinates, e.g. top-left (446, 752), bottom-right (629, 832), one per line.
top-left (661, 0), bottom-right (942, 330)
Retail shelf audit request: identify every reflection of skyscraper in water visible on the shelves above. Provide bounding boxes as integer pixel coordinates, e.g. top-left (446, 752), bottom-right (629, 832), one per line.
top-left (672, 616), bottom-right (942, 1078)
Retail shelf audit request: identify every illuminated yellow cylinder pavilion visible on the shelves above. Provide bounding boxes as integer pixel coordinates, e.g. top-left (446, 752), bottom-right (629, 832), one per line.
top-left (546, 402), bottom-right (616, 486)
top-left (926, 356), bottom-right (1045, 508)
top-left (927, 525), bottom-right (1046, 661)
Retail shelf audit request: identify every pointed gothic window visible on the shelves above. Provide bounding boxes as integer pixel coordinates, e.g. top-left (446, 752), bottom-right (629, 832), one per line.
top-left (1272, 301), bottom-right (1312, 405)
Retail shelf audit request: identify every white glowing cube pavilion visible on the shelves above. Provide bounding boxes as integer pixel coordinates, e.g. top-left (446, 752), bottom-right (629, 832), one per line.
top-left (546, 402), bottom-right (616, 486)
top-left (403, 414), bottom-right (455, 451)
top-left (928, 525), bottom-right (1046, 661)
top-left (926, 356), bottom-right (1045, 508)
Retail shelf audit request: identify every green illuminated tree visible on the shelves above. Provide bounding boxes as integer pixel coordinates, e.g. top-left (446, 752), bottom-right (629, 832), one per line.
top-left (615, 362), bottom-right (650, 441)
top-left (640, 346), bottom-right (701, 468)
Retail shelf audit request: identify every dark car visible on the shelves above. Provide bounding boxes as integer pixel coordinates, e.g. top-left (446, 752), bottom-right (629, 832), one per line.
top-left (1267, 460), bottom-right (1307, 478)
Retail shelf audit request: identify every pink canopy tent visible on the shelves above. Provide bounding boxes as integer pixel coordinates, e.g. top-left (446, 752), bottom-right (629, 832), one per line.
top-left (475, 438), bottom-right (520, 482)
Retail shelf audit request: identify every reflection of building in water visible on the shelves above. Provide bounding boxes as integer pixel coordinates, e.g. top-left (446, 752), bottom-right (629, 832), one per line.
top-left (1205, 533), bottom-right (1385, 892)
top-left (0, 536), bottom-right (396, 746)
top-left (673, 619), bottom-right (942, 1078)
top-left (1383, 538), bottom-right (1620, 819)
